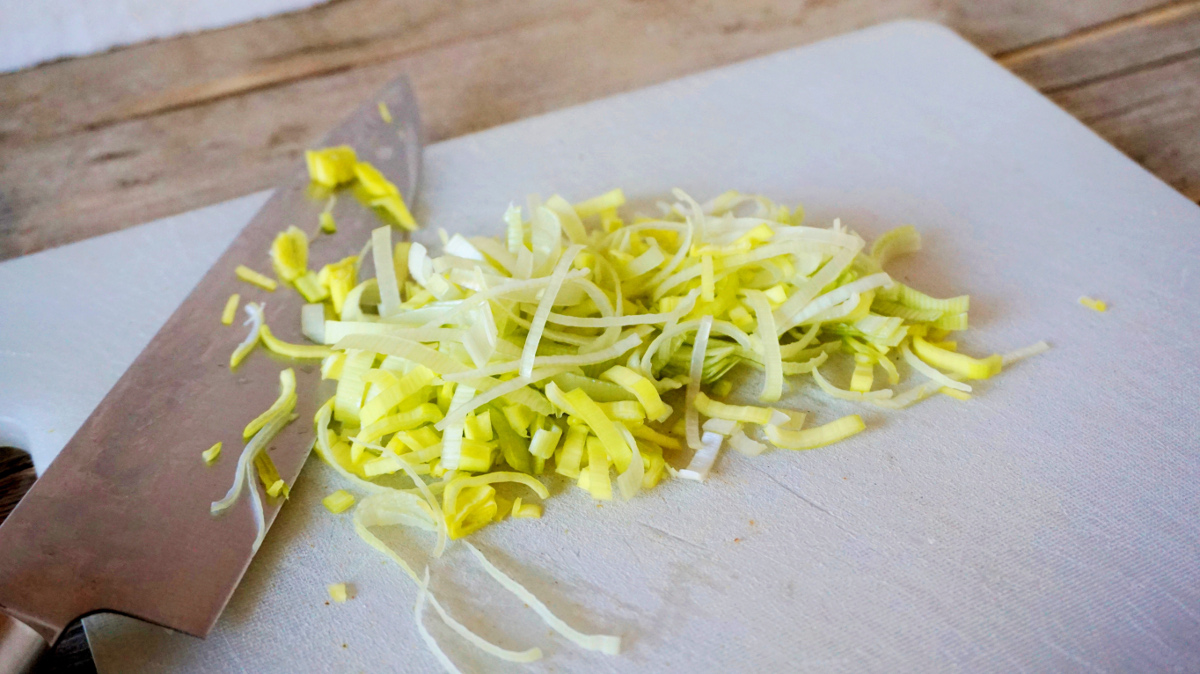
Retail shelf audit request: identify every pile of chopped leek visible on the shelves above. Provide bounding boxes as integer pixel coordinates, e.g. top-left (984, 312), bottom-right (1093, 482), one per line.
top-left (212, 145), bottom-right (1047, 672)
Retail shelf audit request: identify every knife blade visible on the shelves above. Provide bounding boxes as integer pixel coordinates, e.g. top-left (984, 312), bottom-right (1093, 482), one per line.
top-left (0, 75), bottom-right (422, 665)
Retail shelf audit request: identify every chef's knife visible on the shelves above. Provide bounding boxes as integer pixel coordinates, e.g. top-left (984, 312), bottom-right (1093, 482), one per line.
top-left (0, 75), bottom-right (422, 672)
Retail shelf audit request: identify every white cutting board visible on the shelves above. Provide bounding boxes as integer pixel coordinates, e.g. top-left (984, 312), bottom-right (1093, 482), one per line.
top-left (2, 20), bottom-right (1198, 673)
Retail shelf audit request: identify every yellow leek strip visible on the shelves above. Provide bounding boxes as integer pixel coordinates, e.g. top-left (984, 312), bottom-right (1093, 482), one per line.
top-left (573, 188), bottom-right (626, 219)
top-left (319, 211), bottom-right (337, 234)
top-left (700, 254), bottom-right (715, 302)
top-left (694, 392), bottom-right (774, 425)
top-left (554, 425), bottom-right (588, 478)
top-left (294, 271), bottom-right (328, 303)
top-left (849, 353), bottom-right (875, 393)
top-left (235, 265), bottom-right (277, 291)
top-left (328, 583), bottom-right (349, 603)
top-left (586, 437), bottom-right (612, 501)
top-left (306, 146), bottom-right (358, 187)
top-left (743, 289), bottom-right (782, 402)
top-left (243, 368), bottom-right (297, 440)
top-left (221, 294), bottom-right (240, 325)
top-left (202, 442), bottom-right (222, 465)
top-left (443, 472), bottom-right (549, 538)
top-left (322, 490), bottom-right (356, 514)
top-left (1079, 296), bottom-right (1108, 312)
top-left (765, 415), bottom-right (865, 450)
top-left (267, 479), bottom-right (287, 498)
top-left (940, 387), bottom-right (972, 401)
top-left (270, 226), bottom-right (308, 282)
top-left (352, 403), bottom-right (444, 461)
top-left (910, 335), bottom-right (1001, 380)
top-left (254, 452), bottom-right (289, 498)
top-left (360, 366), bottom-right (436, 426)
top-left (630, 423), bottom-right (681, 451)
top-left (372, 194), bottom-right (418, 231)
top-left (378, 101), bottom-right (393, 123)
top-left (513, 502), bottom-right (543, 518)
top-left (600, 366), bottom-right (670, 421)
top-left (260, 325), bottom-right (333, 359)
top-left (563, 388), bottom-right (632, 472)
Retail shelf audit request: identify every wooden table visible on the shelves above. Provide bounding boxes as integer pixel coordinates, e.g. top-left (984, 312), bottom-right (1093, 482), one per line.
top-left (1, 0), bottom-right (1197, 669)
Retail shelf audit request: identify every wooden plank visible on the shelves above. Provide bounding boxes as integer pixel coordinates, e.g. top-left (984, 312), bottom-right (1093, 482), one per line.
top-left (0, 0), bottom-right (1183, 259)
top-left (1000, 0), bottom-right (1200, 201)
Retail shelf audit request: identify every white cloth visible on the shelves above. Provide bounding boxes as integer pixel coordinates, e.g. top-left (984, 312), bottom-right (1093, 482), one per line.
top-left (0, 0), bottom-right (326, 73)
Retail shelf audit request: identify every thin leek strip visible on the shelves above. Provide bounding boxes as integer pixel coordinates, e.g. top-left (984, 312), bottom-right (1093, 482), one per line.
top-left (246, 457), bottom-right (268, 552)
top-left (441, 335), bottom-right (641, 382)
top-left (221, 294), bottom-right (240, 325)
top-left (900, 342), bottom-right (971, 392)
top-left (464, 542), bottom-right (621, 655)
top-left (694, 392), bottom-right (774, 425)
top-left (1002, 340), bottom-right (1051, 366)
top-left (586, 437), bottom-right (612, 500)
top-left (771, 245), bottom-right (860, 335)
top-left (438, 385), bottom-right (475, 470)
top-left (355, 494), bottom-right (433, 583)
top-left (243, 368), bottom-right (297, 440)
top-left (615, 425), bottom-right (643, 500)
top-left (870, 225), bottom-right (920, 267)
top-left (423, 576), bottom-right (544, 662)
top-left (260, 325), bottom-right (333, 359)
top-left (334, 334), bottom-right (471, 374)
top-left (728, 429), bottom-right (767, 456)
top-left (600, 366), bottom-right (670, 421)
top-left (436, 366), bottom-right (570, 431)
top-left (679, 431), bottom-right (723, 482)
top-left (301, 303), bottom-right (325, 344)
top-left (780, 273), bottom-right (892, 333)
top-left (743, 289), bottom-right (782, 402)
top-left (352, 439), bottom-right (448, 557)
top-left (235, 264), bottom-right (278, 291)
top-left (546, 288), bottom-right (699, 328)
top-left (765, 414), bottom-right (865, 450)
top-left (372, 226), bottom-right (403, 317)
top-left (414, 573), bottom-right (463, 674)
top-left (230, 302), bottom-right (264, 369)
top-left (313, 400), bottom-right (388, 494)
top-left (686, 315), bottom-right (714, 450)
top-left (519, 245), bottom-right (584, 378)
top-left (639, 318), bottom-right (752, 376)
top-left (324, 322), bottom-right (463, 346)
top-left (911, 335), bottom-right (1001, 380)
top-left (810, 367), bottom-right (894, 401)
top-left (563, 387), bottom-right (633, 472)
top-left (211, 412), bottom-right (292, 519)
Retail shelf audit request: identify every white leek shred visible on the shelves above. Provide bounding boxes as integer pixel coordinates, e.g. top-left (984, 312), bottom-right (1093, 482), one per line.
top-left (686, 315), bottom-right (714, 450)
top-left (519, 244), bottom-right (583, 378)
top-left (680, 431), bottom-right (723, 482)
top-left (372, 226), bottom-right (403, 317)
top-left (301, 303), bottom-right (326, 344)
top-left (414, 571), bottom-right (463, 674)
top-left (464, 542), bottom-right (621, 655)
top-left (615, 425), bottom-right (644, 500)
top-left (743, 289), bottom-right (782, 402)
top-left (423, 571), bottom-right (544, 663)
top-left (1002, 340), bottom-right (1051, 366)
top-left (211, 412), bottom-right (292, 549)
top-left (728, 429), bottom-right (767, 456)
top-left (230, 302), bottom-right (265, 368)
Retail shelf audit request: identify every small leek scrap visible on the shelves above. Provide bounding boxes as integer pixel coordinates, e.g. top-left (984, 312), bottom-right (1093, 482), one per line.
top-left (1079, 296), bottom-right (1108, 312)
top-left (202, 442), bottom-right (222, 465)
top-left (235, 265), bottom-right (277, 291)
top-left (221, 294), bottom-right (240, 325)
top-left (323, 490), bottom-right (356, 514)
top-left (328, 583), bottom-right (349, 603)
top-left (305, 145), bottom-right (418, 230)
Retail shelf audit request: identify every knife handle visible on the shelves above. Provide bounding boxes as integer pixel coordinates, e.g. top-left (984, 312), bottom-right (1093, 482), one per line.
top-left (0, 613), bottom-right (46, 674)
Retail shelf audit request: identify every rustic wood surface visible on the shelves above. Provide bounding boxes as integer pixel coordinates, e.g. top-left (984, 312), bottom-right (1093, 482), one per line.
top-left (1, 0), bottom-right (1197, 670)
top-left (1, 0), bottom-right (1199, 261)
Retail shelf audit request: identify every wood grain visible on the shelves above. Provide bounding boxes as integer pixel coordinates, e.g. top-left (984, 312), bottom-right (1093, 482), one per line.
top-left (0, 0), bottom-right (1193, 260)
